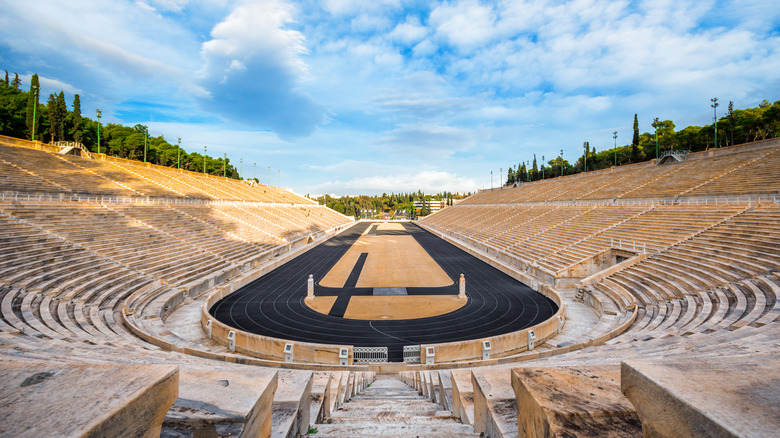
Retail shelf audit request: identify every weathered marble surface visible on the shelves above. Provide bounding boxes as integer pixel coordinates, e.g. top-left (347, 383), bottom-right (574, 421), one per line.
top-left (622, 354), bottom-right (780, 438)
top-left (0, 359), bottom-right (178, 438)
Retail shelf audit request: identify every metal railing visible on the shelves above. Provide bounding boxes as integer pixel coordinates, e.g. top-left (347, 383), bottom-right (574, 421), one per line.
top-left (353, 346), bottom-right (388, 363)
top-left (403, 345), bottom-right (421, 363)
top-left (611, 239), bottom-right (647, 253)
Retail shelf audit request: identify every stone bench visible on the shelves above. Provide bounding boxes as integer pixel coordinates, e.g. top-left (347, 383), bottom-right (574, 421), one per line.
top-left (0, 359), bottom-right (178, 438)
top-left (621, 354), bottom-right (780, 438)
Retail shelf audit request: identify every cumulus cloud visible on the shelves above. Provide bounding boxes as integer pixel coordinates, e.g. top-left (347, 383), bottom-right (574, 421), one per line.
top-left (197, 0), bottom-right (324, 138)
top-left (313, 169), bottom-right (479, 195)
top-left (375, 123), bottom-right (477, 159)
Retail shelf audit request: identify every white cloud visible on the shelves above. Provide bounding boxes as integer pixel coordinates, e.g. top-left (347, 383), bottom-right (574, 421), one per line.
top-left (197, 0), bottom-right (324, 137)
top-left (313, 169), bottom-right (479, 195)
top-left (429, 0), bottom-right (498, 49)
top-left (388, 16), bottom-right (428, 45)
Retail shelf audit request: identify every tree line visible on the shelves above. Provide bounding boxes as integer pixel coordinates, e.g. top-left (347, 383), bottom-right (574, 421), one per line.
top-left (506, 99), bottom-right (780, 184)
top-left (0, 70), bottom-right (242, 178)
top-left (310, 191), bottom-right (470, 219)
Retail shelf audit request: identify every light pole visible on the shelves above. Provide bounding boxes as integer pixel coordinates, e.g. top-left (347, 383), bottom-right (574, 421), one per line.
top-left (253, 163), bottom-right (256, 181)
top-left (527, 160), bottom-right (530, 182)
top-left (203, 145), bottom-right (207, 174)
top-left (711, 97), bottom-right (719, 148)
top-left (240, 158), bottom-right (243, 180)
top-left (613, 131), bottom-right (618, 166)
top-left (277, 169), bottom-right (280, 187)
top-left (96, 109), bottom-right (102, 153)
top-left (31, 85), bottom-right (39, 142)
top-left (268, 166), bottom-right (270, 186)
top-left (500, 168), bottom-right (502, 189)
top-left (653, 117), bottom-right (659, 159)
top-left (177, 137), bottom-right (181, 170)
top-left (490, 170), bottom-right (493, 189)
top-left (541, 155), bottom-right (545, 179)
top-left (223, 153), bottom-right (227, 178)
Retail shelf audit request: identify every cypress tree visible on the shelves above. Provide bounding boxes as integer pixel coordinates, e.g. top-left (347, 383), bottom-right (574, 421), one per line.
top-left (26, 74), bottom-right (40, 140)
top-left (56, 91), bottom-right (67, 141)
top-left (532, 154), bottom-right (538, 181)
top-left (72, 94), bottom-right (82, 142)
top-left (631, 113), bottom-right (639, 162)
top-left (47, 93), bottom-right (59, 142)
top-left (11, 73), bottom-right (21, 90)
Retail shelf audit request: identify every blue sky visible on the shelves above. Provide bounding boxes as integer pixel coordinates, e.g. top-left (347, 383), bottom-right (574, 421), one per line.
top-left (1, 0), bottom-right (778, 196)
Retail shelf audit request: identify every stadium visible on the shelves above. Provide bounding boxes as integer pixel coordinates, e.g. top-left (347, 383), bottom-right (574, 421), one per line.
top-left (0, 134), bottom-right (777, 437)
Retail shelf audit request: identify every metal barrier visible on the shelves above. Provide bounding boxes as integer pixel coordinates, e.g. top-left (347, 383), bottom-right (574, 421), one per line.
top-left (353, 346), bottom-right (388, 363)
top-left (403, 345), bottom-right (421, 363)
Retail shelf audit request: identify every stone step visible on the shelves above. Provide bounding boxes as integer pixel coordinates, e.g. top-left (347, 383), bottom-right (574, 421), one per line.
top-left (327, 414), bottom-right (459, 424)
top-left (312, 422), bottom-right (479, 437)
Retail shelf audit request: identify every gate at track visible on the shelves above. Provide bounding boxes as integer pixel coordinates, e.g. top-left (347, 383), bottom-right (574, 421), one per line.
top-left (403, 345), bottom-right (421, 363)
top-left (353, 346), bottom-right (388, 363)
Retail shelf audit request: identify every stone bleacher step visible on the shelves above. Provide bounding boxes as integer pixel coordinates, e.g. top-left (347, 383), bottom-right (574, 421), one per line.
top-left (316, 375), bottom-right (479, 437)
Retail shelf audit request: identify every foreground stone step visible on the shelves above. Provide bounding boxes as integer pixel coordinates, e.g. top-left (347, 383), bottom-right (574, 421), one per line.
top-left (313, 422), bottom-right (479, 437)
top-left (622, 354), bottom-right (780, 438)
top-left (316, 375), bottom-right (479, 438)
top-left (0, 359), bottom-right (178, 438)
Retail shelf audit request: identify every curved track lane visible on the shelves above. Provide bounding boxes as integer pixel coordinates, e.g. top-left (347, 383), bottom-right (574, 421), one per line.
top-left (211, 222), bottom-right (558, 361)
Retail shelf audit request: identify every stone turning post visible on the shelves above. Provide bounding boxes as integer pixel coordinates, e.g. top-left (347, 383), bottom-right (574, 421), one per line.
top-left (459, 274), bottom-right (466, 298)
top-left (307, 274), bottom-right (314, 300)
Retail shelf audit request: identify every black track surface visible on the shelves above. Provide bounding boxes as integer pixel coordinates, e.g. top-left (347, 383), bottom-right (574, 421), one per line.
top-left (210, 222), bottom-right (558, 362)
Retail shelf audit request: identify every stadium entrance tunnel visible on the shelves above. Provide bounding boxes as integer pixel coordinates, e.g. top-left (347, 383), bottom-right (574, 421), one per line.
top-left (208, 221), bottom-right (560, 363)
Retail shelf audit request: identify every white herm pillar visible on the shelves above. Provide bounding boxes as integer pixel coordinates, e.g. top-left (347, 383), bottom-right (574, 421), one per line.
top-left (307, 274), bottom-right (314, 300)
top-left (459, 274), bottom-right (466, 299)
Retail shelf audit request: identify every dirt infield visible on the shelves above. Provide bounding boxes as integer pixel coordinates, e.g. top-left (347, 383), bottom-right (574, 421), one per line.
top-left (320, 234), bottom-right (453, 288)
top-left (342, 295), bottom-right (467, 320)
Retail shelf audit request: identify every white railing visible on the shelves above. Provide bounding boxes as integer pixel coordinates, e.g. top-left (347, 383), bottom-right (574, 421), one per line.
top-left (611, 239), bottom-right (647, 253)
top-left (448, 193), bottom-right (779, 208)
top-left (353, 346), bottom-right (388, 363)
top-left (403, 345), bottom-right (421, 363)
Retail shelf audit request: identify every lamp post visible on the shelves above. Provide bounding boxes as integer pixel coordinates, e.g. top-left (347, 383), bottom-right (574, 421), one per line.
top-left (490, 170), bottom-right (493, 189)
top-left (542, 155), bottom-right (545, 179)
top-left (96, 109), bottom-right (102, 153)
top-left (277, 169), bottom-right (280, 187)
top-left (653, 117), bottom-right (660, 159)
top-left (711, 97), bottom-right (719, 148)
top-left (31, 85), bottom-right (39, 142)
top-left (240, 158), bottom-right (243, 180)
top-left (203, 145), bottom-right (207, 174)
top-left (177, 137), bottom-right (181, 170)
top-left (527, 160), bottom-right (530, 182)
top-left (613, 131), bottom-right (618, 166)
top-left (500, 168), bottom-right (502, 188)
top-left (223, 153), bottom-right (227, 178)
top-left (253, 162), bottom-right (256, 181)
top-left (268, 166), bottom-right (270, 186)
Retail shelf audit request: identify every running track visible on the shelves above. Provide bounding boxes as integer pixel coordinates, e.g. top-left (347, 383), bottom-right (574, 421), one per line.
top-left (210, 222), bottom-right (558, 362)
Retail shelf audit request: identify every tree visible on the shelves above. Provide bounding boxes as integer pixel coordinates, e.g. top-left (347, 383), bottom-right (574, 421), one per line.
top-left (26, 74), bottom-right (40, 140)
top-left (532, 154), bottom-right (539, 181)
top-left (582, 141), bottom-right (590, 172)
top-left (2, 70), bottom-right (7, 87)
top-left (47, 93), bottom-right (60, 142)
top-left (11, 73), bottom-right (21, 90)
top-left (727, 100), bottom-right (735, 146)
top-left (632, 113), bottom-right (639, 162)
top-left (56, 91), bottom-right (67, 141)
top-left (71, 94), bottom-right (82, 142)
